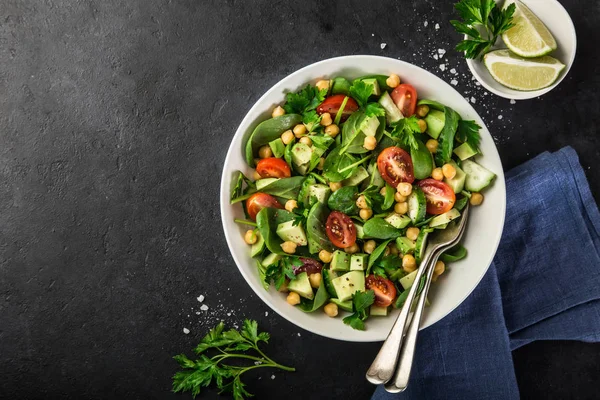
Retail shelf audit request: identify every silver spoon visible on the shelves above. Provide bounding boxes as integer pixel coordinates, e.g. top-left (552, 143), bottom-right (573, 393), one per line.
top-left (366, 205), bottom-right (470, 388)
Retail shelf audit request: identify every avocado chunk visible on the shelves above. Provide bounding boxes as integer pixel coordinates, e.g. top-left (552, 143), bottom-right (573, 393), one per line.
top-left (288, 272), bottom-right (314, 300)
top-left (355, 223), bottom-right (366, 239)
top-left (269, 138), bottom-right (286, 159)
top-left (444, 160), bottom-right (466, 193)
top-left (385, 213), bottom-right (411, 229)
top-left (424, 109), bottom-right (445, 139)
top-left (256, 178), bottom-right (278, 190)
top-left (294, 162), bottom-right (309, 175)
top-left (262, 252), bottom-right (282, 267)
top-left (399, 269), bottom-right (418, 290)
top-left (250, 230), bottom-right (265, 257)
top-left (330, 250), bottom-right (350, 272)
top-left (454, 142), bottom-right (479, 161)
top-left (308, 184), bottom-right (331, 205)
top-left (276, 220), bottom-right (308, 246)
top-left (370, 305), bottom-right (388, 316)
top-left (396, 236), bottom-right (416, 255)
top-left (331, 271), bottom-right (366, 301)
top-left (361, 78), bottom-right (381, 96)
top-left (429, 209), bottom-right (461, 228)
top-left (291, 142), bottom-right (313, 166)
top-left (330, 298), bottom-right (353, 312)
top-left (331, 77), bottom-right (351, 95)
top-left (350, 254), bottom-right (368, 271)
top-left (359, 115), bottom-right (380, 137)
top-left (342, 166), bottom-right (369, 186)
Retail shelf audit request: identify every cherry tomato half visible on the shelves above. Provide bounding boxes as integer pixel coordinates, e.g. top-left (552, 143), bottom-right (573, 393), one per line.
top-left (377, 147), bottom-right (415, 187)
top-left (316, 94), bottom-right (359, 122)
top-left (366, 275), bottom-right (397, 307)
top-left (325, 211), bottom-right (357, 249)
top-left (390, 84), bottom-right (417, 117)
top-left (417, 179), bottom-right (456, 215)
top-left (246, 192), bottom-right (284, 221)
top-left (256, 157), bottom-right (291, 178)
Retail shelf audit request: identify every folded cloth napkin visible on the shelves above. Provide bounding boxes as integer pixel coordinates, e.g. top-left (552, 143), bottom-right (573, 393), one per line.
top-left (372, 146), bottom-right (600, 400)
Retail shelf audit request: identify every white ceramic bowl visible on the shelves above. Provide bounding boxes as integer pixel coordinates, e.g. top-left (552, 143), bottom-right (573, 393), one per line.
top-left (220, 55), bottom-right (506, 342)
top-left (466, 0), bottom-right (577, 100)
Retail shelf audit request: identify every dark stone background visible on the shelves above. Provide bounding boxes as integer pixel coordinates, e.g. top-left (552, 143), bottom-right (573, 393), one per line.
top-left (1, 0), bottom-right (599, 399)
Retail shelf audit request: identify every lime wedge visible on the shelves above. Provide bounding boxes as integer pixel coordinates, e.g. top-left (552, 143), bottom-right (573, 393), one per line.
top-left (501, 0), bottom-right (557, 58)
top-left (484, 49), bottom-right (565, 91)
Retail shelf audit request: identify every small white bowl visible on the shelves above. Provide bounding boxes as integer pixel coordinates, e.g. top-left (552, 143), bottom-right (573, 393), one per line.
top-left (220, 55), bottom-right (506, 342)
top-left (466, 0), bottom-right (577, 100)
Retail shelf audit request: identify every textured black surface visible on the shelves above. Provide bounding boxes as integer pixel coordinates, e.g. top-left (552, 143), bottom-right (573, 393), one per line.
top-left (0, 0), bottom-right (599, 399)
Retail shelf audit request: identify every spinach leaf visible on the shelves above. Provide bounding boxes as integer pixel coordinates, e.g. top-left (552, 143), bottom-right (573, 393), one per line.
top-left (256, 208), bottom-right (309, 256)
top-left (382, 184), bottom-right (395, 211)
top-left (331, 77), bottom-right (351, 95)
top-left (367, 239), bottom-right (392, 273)
top-left (298, 175), bottom-right (317, 207)
top-left (339, 111), bottom-right (368, 154)
top-left (416, 99), bottom-right (447, 111)
top-left (411, 140), bottom-right (434, 180)
top-left (298, 283), bottom-right (329, 312)
top-left (440, 244), bottom-right (468, 263)
top-left (230, 171), bottom-right (256, 203)
top-left (327, 186), bottom-right (359, 215)
top-left (322, 147), bottom-right (356, 182)
top-left (284, 139), bottom-right (295, 170)
top-left (308, 134), bottom-right (335, 172)
top-left (394, 276), bottom-right (425, 308)
top-left (455, 196), bottom-right (469, 211)
top-left (306, 202), bottom-right (334, 254)
top-left (245, 114), bottom-right (302, 167)
top-left (355, 74), bottom-right (393, 92)
top-left (362, 218), bottom-right (402, 239)
top-left (257, 176), bottom-right (305, 200)
top-left (256, 260), bottom-right (269, 290)
top-left (434, 106), bottom-right (460, 166)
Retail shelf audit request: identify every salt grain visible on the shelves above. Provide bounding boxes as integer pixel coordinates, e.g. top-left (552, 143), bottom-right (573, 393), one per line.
top-left (380, 43), bottom-right (387, 49)
top-left (183, 328), bottom-right (190, 334)
top-left (510, 99), bottom-right (516, 104)
top-left (200, 304), bottom-right (209, 311)
top-left (470, 97), bottom-right (476, 103)
top-left (450, 68), bottom-right (457, 75)
top-left (438, 49), bottom-right (446, 56)
top-left (451, 79), bottom-right (458, 86)
top-left (197, 295), bottom-right (205, 303)
top-left (424, 21), bottom-right (428, 27)
top-left (439, 64), bottom-right (446, 71)
top-left (265, 311), bottom-right (269, 316)
top-left (297, 333), bottom-right (301, 337)
top-left (498, 115), bottom-right (503, 120)
top-left (271, 375), bottom-right (276, 380)
top-left (435, 23), bottom-right (440, 30)
top-left (433, 54), bottom-right (439, 60)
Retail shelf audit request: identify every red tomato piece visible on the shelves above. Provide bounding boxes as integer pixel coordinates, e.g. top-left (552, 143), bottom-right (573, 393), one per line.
top-left (417, 179), bottom-right (456, 215)
top-left (246, 193), bottom-right (284, 221)
top-left (325, 211), bottom-right (357, 249)
top-left (256, 158), bottom-right (291, 178)
top-left (390, 84), bottom-right (417, 117)
top-left (316, 94), bottom-right (359, 122)
top-left (365, 275), bottom-right (397, 307)
top-left (377, 147), bottom-right (415, 187)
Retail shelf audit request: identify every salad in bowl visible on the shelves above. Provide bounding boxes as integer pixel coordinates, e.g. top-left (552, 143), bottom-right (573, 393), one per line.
top-left (228, 71), bottom-right (497, 331)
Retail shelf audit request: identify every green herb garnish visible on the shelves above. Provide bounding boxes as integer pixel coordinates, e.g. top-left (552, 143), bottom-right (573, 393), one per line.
top-left (388, 116), bottom-right (422, 152)
top-left (343, 290), bottom-right (376, 330)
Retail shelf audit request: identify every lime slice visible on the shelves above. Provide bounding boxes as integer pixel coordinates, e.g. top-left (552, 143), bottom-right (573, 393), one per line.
top-left (501, 0), bottom-right (557, 58)
top-left (484, 49), bottom-right (565, 91)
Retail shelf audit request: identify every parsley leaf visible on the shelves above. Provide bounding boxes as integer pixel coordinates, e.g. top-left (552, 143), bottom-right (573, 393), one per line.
top-left (343, 290), bottom-right (376, 331)
top-left (451, 0), bottom-right (515, 59)
top-left (455, 120), bottom-right (481, 151)
top-left (388, 115), bottom-right (421, 152)
top-left (348, 80), bottom-right (374, 108)
top-left (173, 320), bottom-right (295, 400)
top-left (364, 102), bottom-right (386, 118)
top-left (283, 84), bottom-right (327, 131)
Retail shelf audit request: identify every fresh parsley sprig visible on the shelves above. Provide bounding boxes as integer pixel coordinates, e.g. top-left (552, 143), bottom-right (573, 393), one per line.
top-left (173, 320), bottom-right (295, 400)
top-left (343, 290), bottom-right (376, 330)
top-left (455, 120), bottom-right (482, 151)
top-left (264, 256), bottom-right (301, 290)
top-left (283, 84), bottom-right (327, 130)
top-left (451, 0), bottom-right (516, 59)
top-left (388, 116), bottom-right (422, 152)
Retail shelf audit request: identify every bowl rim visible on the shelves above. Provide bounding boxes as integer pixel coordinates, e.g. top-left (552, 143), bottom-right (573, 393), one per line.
top-left (465, 0), bottom-right (577, 100)
top-left (219, 55), bottom-right (506, 341)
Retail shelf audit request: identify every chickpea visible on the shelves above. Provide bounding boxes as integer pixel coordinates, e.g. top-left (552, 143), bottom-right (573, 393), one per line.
top-left (406, 227), bottom-right (420, 241)
top-left (344, 243), bottom-right (360, 254)
top-left (426, 139), bottom-right (439, 153)
top-left (402, 254), bottom-right (417, 272)
top-left (329, 181), bottom-right (342, 192)
top-left (431, 167), bottom-right (444, 181)
top-left (383, 246), bottom-right (391, 257)
top-left (386, 74), bottom-right (401, 88)
top-left (417, 119), bottom-right (427, 133)
top-left (470, 192), bottom-right (484, 206)
top-left (244, 230), bottom-right (258, 245)
top-left (397, 182), bottom-right (412, 197)
top-left (258, 145), bottom-right (272, 159)
top-left (309, 272), bottom-right (322, 289)
top-left (432, 260), bottom-right (445, 282)
top-left (363, 136), bottom-right (377, 151)
top-left (281, 241), bottom-right (297, 254)
top-left (359, 208), bottom-right (373, 220)
top-left (320, 112), bottom-right (333, 127)
top-left (356, 195), bottom-right (368, 209)
top-left (325, 124), bottom-right (340, 138)
top-left (281, 129), bottom-right (294, 145)
top-left (316, 79), bottom-right (330, 92)
top-left (394, 202), bottom-right (408, 215)
top-left (389, 243), bottom-right (399, 256)
top-left (286, 291), bottom-right (301, 305)
top-left (317, 157), bottom-right (326, 170)
top-left (293, 124), bottom-right (307, 137)
top-left (324, 302), bottom-right (339, 317)
top-left (416, 104), bottom-right (430, 118)
top-left (319, 249), bottom-right (333, 264)
top-left (285, 199), bottom-right (298, 212)
top-left (442, 163), bottom-right (456, 180)
top-left (253, 170), bottom-right (262, 181)
top-left (379, 186), bottom-right (388, 196)
top-left (272, 105), bottom-right (286, 118)
top-left (363, 240), bottom-right (377, 254)
top-left (394, 192), bottom-right (407, 203)
top-left (299, 136), bottom-right (312, 146)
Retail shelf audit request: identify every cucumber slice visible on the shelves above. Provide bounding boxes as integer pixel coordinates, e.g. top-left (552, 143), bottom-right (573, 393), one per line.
top-left (322, 268), bottom-right (338, 298)
top-left (250, 229), bottom-right (265, 257)
top-left (415, 229), bottom-right (430, 264)
top-left (444, 160), bottom-right (466, 194)
top-left (378, 91), bottom-right (404, 124)
top-left (330, 297), bottom-right (353, 312)
top-left (396, 236), bottom-right (416, 255)
top-left (408, 186), bottom-right (427, 224)
top-left (462, 159), bottom-right (496, 192)
top-left (370, 305), bottom-right (388, 316)
top-left (429, 209), bottom-right (461, 228)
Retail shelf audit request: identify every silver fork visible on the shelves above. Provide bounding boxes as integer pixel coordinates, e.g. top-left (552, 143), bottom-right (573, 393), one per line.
top-left (366, 204), bottom-right (471, 389)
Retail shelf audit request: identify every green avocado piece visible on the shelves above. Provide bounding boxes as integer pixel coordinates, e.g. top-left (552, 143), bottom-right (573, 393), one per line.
top-left (269, 138), bottom-right (286, 158)
top-left (330, 250), bottom-right (350, 272)
top-left (424, 109), bottom-right (445, 139)
top-left (331, 271), bottom-right (366, 301)
top-left (291, 142), bottom-right (313, 166)
top-left (288, 272), bottom-right (314, 300)
top-left (330, 298), bottom-right (353, 312)
top-left (350, 254), bottom-right (368, 271)
top-left (276, 220), bottom-right (307, 246)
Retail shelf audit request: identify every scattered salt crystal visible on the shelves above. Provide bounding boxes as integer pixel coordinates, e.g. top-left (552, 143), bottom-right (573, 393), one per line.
top-left (510, 99), bottom-right (516, 104)
top-left (371, 33), bottom-right (375, 36)
top-left (475, 82), bottom-right (481, 86)
top-left (265, 311), bottom-right (269, 316)
top-left (433, 54), bottom-right (439, 60)
top-left (254, 361), bottom-right (263, 366)
top-left (297, 333), bottom-right (301, 337)
top-left (451, 79), bottom-right (458, 86)
top-left (450, 68), bottom-right (457, 75)
top-left (439, 64), bottom-right (446, 71)
top-left (271, 375), bottom-right (276, 380)
top-left (227, 312), bottom-right (232, 316)
top-left (380, 43), bottom-right (387, 49)
top-left (498, 115), bottom-right (503, 120)
top-left (471, 97), bottom-right (476, 103)
top-left (200, 304), bottom-right (209, 311)
top-left (424, 21), bottom-right (428, 27)
top-left (197, 295), bottom-right (205, 303)
top-left (437, 49), bottom-right (446, 56)
top-left (195, 311), bottom-right (201, 315)
top-left (435, 23), bottom-right (440, 30)
top-left (183, 328), bottom-right (190, 334)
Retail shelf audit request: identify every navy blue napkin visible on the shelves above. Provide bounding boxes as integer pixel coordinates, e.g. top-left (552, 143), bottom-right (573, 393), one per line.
top-left (372, 147), bottom-right (600, 400)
